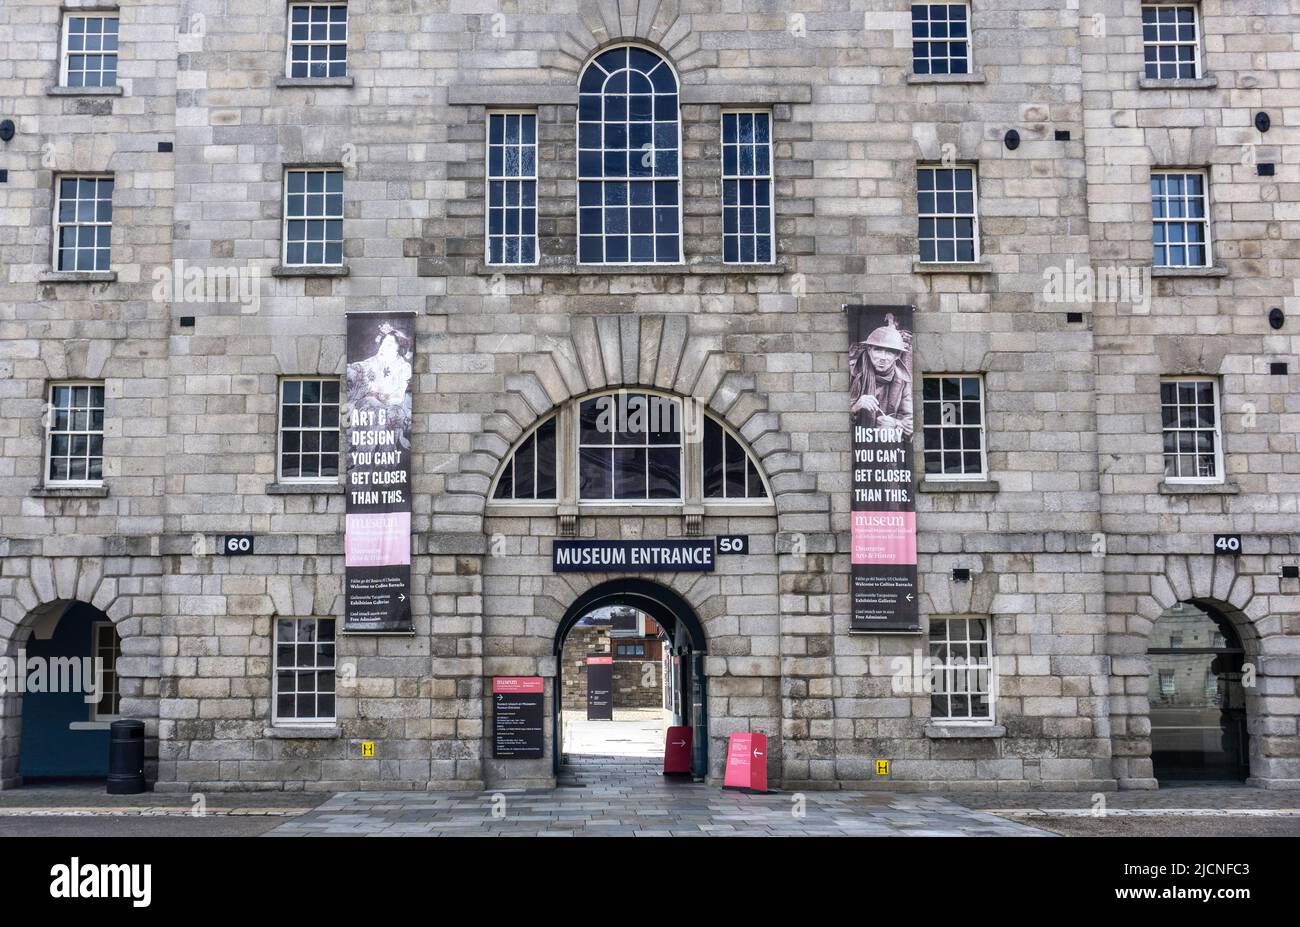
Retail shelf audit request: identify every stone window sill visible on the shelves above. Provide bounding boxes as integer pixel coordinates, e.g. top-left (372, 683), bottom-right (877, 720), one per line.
top-left (1158, 480), bottom-right (1240, 495)
top-left (47, 85), bottom-right (123, 97)
top-left (275, 76), bottom-right (355, 88)
top-left (484, 500), bottom-right (775, 519)
top-left (925, 722), bottom-right (1005, 739)
top-left (1138, 76), bottom-right (1218, 90)
top-left (907, 72), bottom-right (986, 85)
top-left (264, 725), bottom-right (341, 739)
top-left (913, 260), bottom-right (991, 275)
top-left (69, 721), bottom-right (113, 731)
top-left (272, 264), bottom-right (349, 278)
top-left (31, 485), bottom-right (109, 498)
top-left (267, 482), bottom-right (344, 495)
top-left (38, 271), bottom-right (117, 284)
top-left (918, 479), bottom-right (1000, 493)
top-left (474, 261), bottom-right (785, 276)
top-left (1151, 266), bottom-right (1228, 278)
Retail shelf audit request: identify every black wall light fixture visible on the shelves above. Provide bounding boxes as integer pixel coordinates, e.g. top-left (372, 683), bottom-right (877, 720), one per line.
top-left (1004, 129), bottom-right (1020, 151)
top-left (952, 568), bottom-right (971, 582)
top-left (1255, 112), bottom-right (1271, 133)
top-left (1269, 307), bottom-right (1285, 330)
top-left (0, 119), bottom-right (15, 142)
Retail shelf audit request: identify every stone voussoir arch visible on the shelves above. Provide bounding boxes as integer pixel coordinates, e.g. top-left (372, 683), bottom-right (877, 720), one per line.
top-left (452, 313), bottom-right (823, 532)
top-left (0, 556), bottom-right (161, 788)
top-left (542, 1), bottom-right (712, 82)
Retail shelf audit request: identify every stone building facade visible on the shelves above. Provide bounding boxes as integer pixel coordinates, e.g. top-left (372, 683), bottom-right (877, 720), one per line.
top-left (0, 0), bottom-right (1296, 792)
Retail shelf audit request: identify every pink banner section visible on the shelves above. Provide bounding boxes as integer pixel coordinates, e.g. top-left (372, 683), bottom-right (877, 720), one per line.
top-left (492, 677), bottom-right (544, 694)
top-left (851, 511), bottom-right (917, 566)
top-left (344, 512), bottom-right (412, 567)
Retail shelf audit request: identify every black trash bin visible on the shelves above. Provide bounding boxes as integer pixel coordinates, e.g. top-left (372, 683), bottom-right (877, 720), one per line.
top-left (107, 719), bottom-right (146, 794)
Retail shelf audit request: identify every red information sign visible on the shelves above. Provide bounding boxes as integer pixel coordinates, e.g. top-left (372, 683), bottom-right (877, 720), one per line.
top-left (663, 725), bottom-right (692, 776)
top-left (722, 731), bottom-right (768, 793)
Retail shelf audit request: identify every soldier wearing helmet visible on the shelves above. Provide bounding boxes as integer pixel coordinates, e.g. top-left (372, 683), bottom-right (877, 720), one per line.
top-left (849, 318), bottom-right (913, 436)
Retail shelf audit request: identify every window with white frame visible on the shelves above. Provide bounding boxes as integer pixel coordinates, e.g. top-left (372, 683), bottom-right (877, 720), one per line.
top-left (61, 14), bottom-right (119, 88)
top-left (279, 378), bottom-right (341, 482)
top-left (929, 618), bottom-right (993, 721)
top-left (486, 112), bottom-right (538, 265)
top-left (579, 392), bottom-right (682, 500)
top-left (1141, 3), bottom-right (1200, 80)
top-left (283, 168), bottom-right (344, 266)
top-left (577, 45), bottom-right (681, 264)
top-left (721, 111), bottom-right (774, 264)
top-left (274, 618), bottom-right (336, 723)
top-left (54, 175), bottom-right (114, 272)
top-left (911, 3), bottom-right (971, 75)
top-left (1160, 377), bottom-right (1222, 483)
top-left (702, 417), bottom-right (768, 499)
top-left (287, 3), bottom-right (348, 79)
top-left (1151, 170), bottom-right (1210, 268)
top-left (916, 165), bottom-right (978, 263)
top-left (493, 416), bottom-right (557, 500)
top-left (921, 375), bottom-right (985, 479)
top-left (46, 382), bottom-right (105, 485)
top-left (90, 621), bottom-right (121, 721)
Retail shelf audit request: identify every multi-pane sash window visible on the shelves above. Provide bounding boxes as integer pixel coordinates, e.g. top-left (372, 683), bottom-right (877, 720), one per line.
top-left (55, 176), bottom-right (114, 272)
top-left (283, 168), bottom-right (344, 266)
top-left (274, 618), bottom-right (336, 723)
top-left (1151, 171), bottom-right (1210, 268)
top-left (578, 392), bottom-right (682, 500)
top-left (61, 15), bottom-right (119, 88)
top-left (916, 166), bottom-right (978, 263)
top-left (287, 3), bottom-right (348, 78)
top-left (486, 112), bottom-right (538, 265)
top-left (929, 618), bottom-right (993, 721)
top-left (1142, 3), bottom-right (1200, 80)
top-left (91, 622), bottom-right (121, 721)
top-left (921, 375), bottom-right (985, 479)
top-left (47, 382), bottom-right (105, 485)
top-left (577, 46), bottom-right (681, 264)
top-left (1160, 377), bottom-right (1222, 483)
top-left (279, 378), bottom-right (341, 482)
top-left (721, 112), bottom-right (774, 264)
top-left (702, 417), bottom-right (768, 499)
top-left (911, 4), bottom-right (971, 75)
top-left (493, 416), bottom-right (557, 500)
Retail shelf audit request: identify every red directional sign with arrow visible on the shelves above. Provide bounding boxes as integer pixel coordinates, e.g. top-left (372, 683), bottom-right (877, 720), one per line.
top-left (663, 725), bottom-right (692, 776)
top-left (723, 731), bottom-right (768, 793)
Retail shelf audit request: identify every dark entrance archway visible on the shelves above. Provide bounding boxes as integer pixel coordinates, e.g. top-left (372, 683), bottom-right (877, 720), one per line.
top-left (1148, 601), bottom-right (1249, 783)
top-left (553, 579), bottom-right (708, 780)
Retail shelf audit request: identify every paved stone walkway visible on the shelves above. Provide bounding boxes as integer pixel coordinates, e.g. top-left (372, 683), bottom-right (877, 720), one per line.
top-left (266, 759), bottom-right (1051, 837)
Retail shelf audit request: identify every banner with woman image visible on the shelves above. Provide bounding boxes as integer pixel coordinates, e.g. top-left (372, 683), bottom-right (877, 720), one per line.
top-left (847, 305), bottom-right (920, 632)
top-left (344, 311), bottom-right (415, 633)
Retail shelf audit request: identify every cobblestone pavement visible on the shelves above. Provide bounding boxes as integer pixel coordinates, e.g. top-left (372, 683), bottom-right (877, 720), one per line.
top-left (946, 784), bottom-right (1300, 814)
top-left (266, 759), bottom-right (1051, 837)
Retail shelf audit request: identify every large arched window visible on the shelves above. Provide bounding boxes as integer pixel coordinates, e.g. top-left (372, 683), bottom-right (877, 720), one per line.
top-left (490, 390), bottom-right (769, 506)
top-left (577, 46), bottom-right (681, 264)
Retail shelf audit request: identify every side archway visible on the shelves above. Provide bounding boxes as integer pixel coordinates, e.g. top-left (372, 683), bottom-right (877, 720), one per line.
top-left (0, 557), bottom-right (159, 789)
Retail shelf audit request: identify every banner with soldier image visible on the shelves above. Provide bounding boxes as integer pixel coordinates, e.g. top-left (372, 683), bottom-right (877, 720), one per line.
top-left (848, 305), bottom-right (920, 632)
top-left (344, 312), bottom-right (415, 633)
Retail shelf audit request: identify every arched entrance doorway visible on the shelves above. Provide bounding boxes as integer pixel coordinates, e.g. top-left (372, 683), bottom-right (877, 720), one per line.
top-left (1148, 601), bottom-right (1249, 783)
top-left (552, 579), bottom-right (708, 780)
top-left (6, 602), bottom-right (123, 784)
